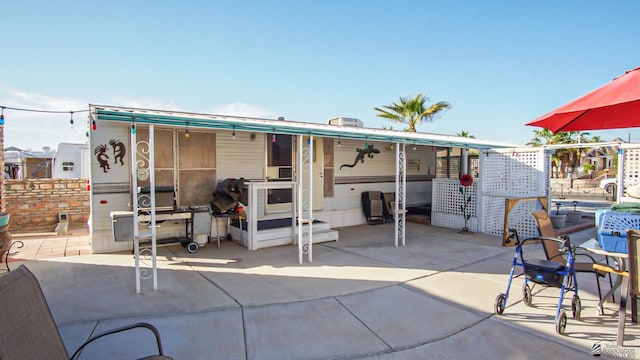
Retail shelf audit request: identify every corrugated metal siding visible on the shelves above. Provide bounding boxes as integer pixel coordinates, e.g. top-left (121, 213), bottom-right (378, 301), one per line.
top-left (216, 130), bottom-right (265, 181)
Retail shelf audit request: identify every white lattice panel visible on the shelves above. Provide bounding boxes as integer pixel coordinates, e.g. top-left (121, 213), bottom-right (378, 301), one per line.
top-left (481, 196), bottom-right (504, 236)
top-left (481, 149), bottom-right (544, 196)
top-left (432, 179), bottom-right (476, 214)
top-left (478, 148), bottom-right (546, 238)
top-left (431, 179), bottom-right (478, 230)
top-left (431, 148), bottom-right (546, 236)
top-left (624, 148), bottom-right (640, 187)
top-left (482, 196), bottom-right (542, 239)
top-left (432, 212), bottom-right (478, 231)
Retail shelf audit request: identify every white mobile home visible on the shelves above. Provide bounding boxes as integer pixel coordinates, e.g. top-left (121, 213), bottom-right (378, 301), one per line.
top-left (52, 143), bottom-right (90, 179)
top-left (88, 105), bottom-right (515, 257)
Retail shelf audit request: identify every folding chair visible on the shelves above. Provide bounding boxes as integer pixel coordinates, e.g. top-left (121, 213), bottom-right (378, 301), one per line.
top-left (531, 210), bottom-right (613, 314)
top-left (0, 265), bottom-right (172, 359)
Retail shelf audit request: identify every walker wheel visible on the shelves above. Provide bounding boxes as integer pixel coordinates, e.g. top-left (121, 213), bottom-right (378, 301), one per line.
top-left (186, 241), bottom-right (199, 253)
top-left (572, 295), bottom-right (581, 320)
top-left (556, 310), bottom-right (567, 335)
top-left (494, 293), bottom-right (506, 315)
top-left (522, 284), bottom-right (533, 307)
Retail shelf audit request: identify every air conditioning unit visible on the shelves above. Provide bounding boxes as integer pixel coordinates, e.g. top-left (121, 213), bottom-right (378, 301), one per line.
top-left (327, 117), bottom-right (364, 128)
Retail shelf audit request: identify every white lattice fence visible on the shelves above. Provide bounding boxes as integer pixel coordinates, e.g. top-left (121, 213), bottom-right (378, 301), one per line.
top-left (481, 196), bottom-right (542, 239)
top-left (480, 150), bottom-right (544, 196)
top-left (624, 148), bottom-right (640, 187)
top-left (431, 148), bottom-right (547, 237)
top-left (431, 145), bottom-right (640, 238)
top-left (479, 148), bottom-right (546, 239)
top-left (431, 179), bottom-right (478, 231)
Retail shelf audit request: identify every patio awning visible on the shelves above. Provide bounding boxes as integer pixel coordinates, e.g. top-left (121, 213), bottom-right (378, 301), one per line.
top-left (90, 104), bottom-right (517, 150)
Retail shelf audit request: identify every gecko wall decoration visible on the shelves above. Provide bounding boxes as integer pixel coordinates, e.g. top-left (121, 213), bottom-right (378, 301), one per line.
top-left (340, 144), bottom-right (380, 170)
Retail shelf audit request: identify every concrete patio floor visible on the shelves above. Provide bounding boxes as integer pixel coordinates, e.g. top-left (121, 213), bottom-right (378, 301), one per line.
top-left (5, 222), bottom-right (640, 359)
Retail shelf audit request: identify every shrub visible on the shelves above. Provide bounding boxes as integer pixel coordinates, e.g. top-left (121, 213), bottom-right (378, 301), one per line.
top-left (582, 164), bottom-right (595, 172)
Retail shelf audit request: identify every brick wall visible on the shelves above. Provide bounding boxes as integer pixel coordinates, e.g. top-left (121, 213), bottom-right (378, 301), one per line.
top-left (3, 179), bottom-right (90, 233)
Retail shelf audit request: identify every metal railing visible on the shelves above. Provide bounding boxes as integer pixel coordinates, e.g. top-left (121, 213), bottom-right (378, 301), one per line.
top-left (550, 183), bottom-right (610, 200)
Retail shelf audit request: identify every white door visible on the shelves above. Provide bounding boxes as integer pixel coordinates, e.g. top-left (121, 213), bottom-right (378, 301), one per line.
top-left (300, 137), bottom-right (324, 211)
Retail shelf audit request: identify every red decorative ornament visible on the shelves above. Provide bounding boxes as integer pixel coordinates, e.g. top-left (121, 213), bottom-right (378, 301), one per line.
top-left (460, 174), bottom-right (473, 187)
top-left (458, 173), bottom-right (474, 233)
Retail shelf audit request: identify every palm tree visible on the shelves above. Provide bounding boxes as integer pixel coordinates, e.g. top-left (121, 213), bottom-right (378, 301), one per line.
top-left (528, 129), bottom-right (600, 178)
top-left (457, 130), bottom-right (480, 158)
top-left (374, 93), bottom-right (451, 132)
top-left (526, 128), bottom-right (557, 147)
top-left (527, 129), bottom-right (567, 177)
top-left (457, 130), bottom-right (474, 138)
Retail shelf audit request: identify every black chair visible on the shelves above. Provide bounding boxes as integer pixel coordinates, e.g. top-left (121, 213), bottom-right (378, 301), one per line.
top-left (361, 191), bottom-right (388, 225)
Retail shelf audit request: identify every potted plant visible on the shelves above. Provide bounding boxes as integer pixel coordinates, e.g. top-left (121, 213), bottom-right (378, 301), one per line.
top-left (0, 212), bottom-right (10, 228)
top-left (0, 212), bottom-right (11, 256)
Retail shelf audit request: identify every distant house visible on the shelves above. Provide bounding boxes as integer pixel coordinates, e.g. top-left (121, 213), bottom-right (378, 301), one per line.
top-left (3, 146), bottom-right (55, 179)
top-left (52, 143), bottom-right (90, 179)
top-left (580, 137), bottom-right (624, 173)
top-left (582, 147), bottom-right (614, 171)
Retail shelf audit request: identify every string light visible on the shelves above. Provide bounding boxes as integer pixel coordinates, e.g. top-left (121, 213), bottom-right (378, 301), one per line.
top-left (0, 104), bottom-right (89, 127)
top-left (185, 122), bottom-right (191, 139)
top-left (337, 136), bottom-right (341, 147)
top-left (232, 126), bottom-right (236, 140)
top-left (0, 105), bottom-right (89, 115)
top-left (272, 133), bottom-right (276, 143)
top-left (131, 123), bottom-right (137, 135)
top-left (92, 120), bottom-right (97, 130)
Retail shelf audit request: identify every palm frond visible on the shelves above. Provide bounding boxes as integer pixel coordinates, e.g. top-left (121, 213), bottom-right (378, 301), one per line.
top-left (374, 93), bottom-right (451, 132)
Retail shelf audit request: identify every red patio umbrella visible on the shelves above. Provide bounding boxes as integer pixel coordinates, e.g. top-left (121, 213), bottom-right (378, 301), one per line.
top-left (526, 66), bottom-right (640, 133)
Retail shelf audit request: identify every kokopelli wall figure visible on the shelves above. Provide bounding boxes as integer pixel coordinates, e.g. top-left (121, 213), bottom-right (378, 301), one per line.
top-left (110, 139), bottom-right (126, 165)
top-left (94, 144), bottom-right (110, 173)
top-left (94, 139), bottom-right (127, 173)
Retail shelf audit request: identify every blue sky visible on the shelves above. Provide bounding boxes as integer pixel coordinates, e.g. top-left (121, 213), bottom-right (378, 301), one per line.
top-left (1, 0), bottom-right (639, 150)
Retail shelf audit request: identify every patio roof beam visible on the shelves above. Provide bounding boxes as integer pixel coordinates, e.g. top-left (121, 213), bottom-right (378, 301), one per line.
top-left (92, 105), bottom-right (516, 150)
